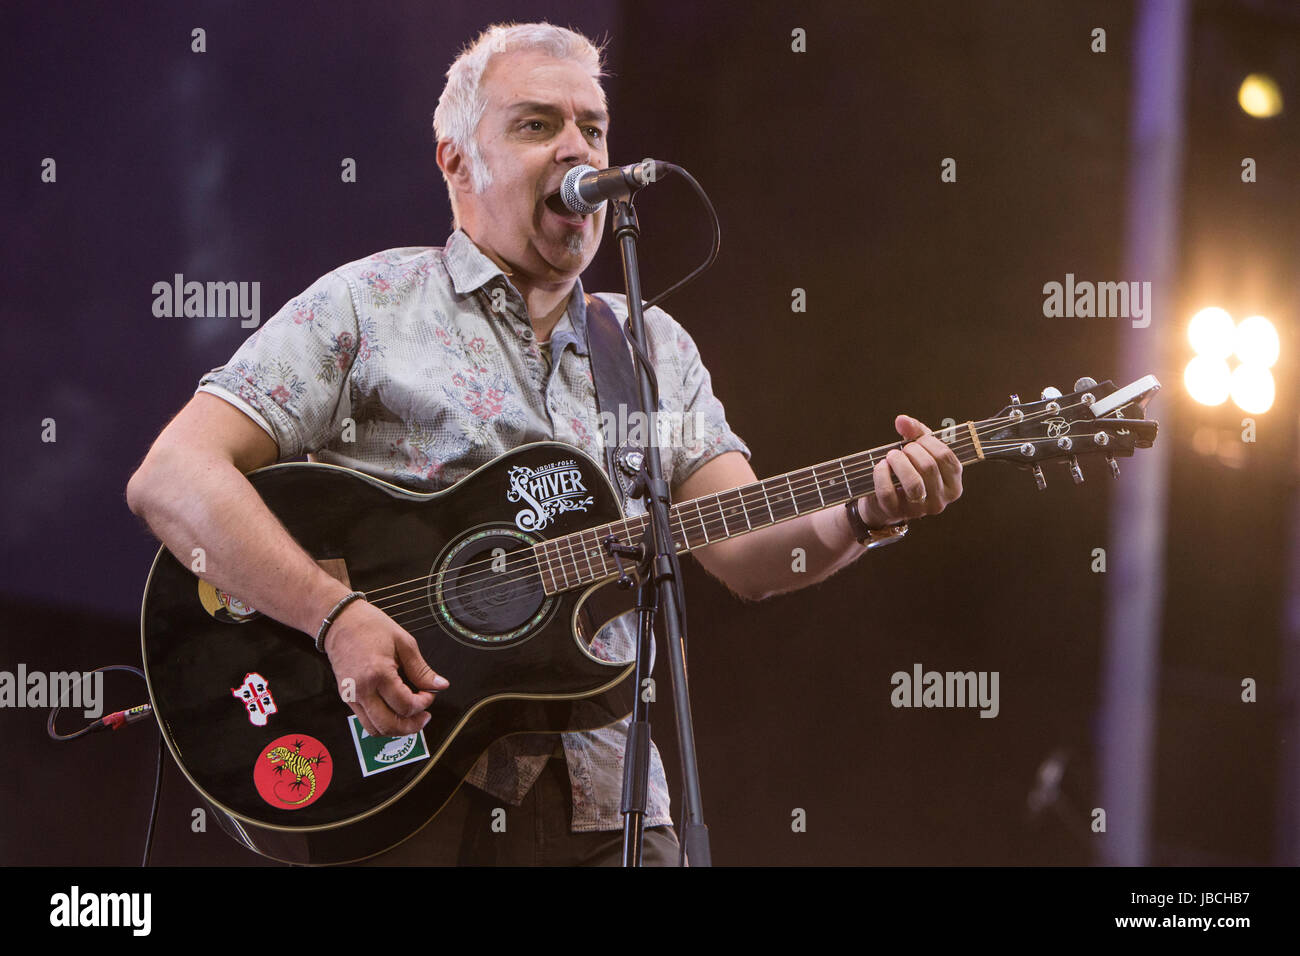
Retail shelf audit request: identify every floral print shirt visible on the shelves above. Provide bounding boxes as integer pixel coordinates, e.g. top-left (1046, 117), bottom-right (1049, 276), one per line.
top-left (196, 229), bottom-right (750, 832)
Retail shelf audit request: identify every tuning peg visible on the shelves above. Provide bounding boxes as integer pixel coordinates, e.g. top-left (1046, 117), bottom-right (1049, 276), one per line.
top-left (1074, 376), bottom-right (1098, 391)
top-left (1041, 386), bottom-right (1062, 401)
top-left (1068, 456), bottom-right (1084, 484)
top-left (1031, 464), bottom-right (1047, 490)
top-left (1106, 455), bottom-right (1120, 479)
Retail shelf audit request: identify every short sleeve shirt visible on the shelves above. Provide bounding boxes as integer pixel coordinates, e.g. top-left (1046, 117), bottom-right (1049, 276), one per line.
top-left (196, 229), bottom-right (751, 831)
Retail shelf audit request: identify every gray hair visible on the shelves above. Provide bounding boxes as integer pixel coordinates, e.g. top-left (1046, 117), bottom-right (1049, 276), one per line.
top-left (434, 22), bottom-right (607, 220)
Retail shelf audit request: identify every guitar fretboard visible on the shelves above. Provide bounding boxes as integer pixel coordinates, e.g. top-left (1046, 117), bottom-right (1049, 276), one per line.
top-left (534, 422), bottom-right (988, 594)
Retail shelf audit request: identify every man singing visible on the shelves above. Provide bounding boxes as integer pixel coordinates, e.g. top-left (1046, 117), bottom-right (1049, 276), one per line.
top-left (126, 21), bottom-right (963, 865)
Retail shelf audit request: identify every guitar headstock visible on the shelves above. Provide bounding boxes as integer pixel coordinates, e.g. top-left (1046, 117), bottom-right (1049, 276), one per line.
top-left (975, 375), bottom-right (1160, 487)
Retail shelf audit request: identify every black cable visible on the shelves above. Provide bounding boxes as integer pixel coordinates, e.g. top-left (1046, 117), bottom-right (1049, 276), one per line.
top-left (142, 729), bottom-right (164, 867)
top-left (45, 663), bottom-right (145, 740)
top-left (45, 663), bottom-right (164, 867)
top-left (640, 163), bottom-right (721, 314)
top-left (615, 162), bottom-right (722, 427)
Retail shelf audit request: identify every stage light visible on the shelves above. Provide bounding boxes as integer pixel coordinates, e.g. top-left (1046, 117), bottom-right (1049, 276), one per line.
top-left (1184, 354), bottom-right (1232, 406)
top-left (1238, 73), bottom-right (1283, 118)
top-left (1188, 306), bottom-right (1235, 359)
top-left (1233, 315), bottom-right (1279, 368)
top-left (1229, 364), bottom-right (1275, 414)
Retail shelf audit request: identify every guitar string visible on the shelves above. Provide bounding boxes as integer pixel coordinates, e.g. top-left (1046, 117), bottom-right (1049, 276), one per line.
top-left (380, 430), bottom-right (1000, 621)
top-left (352, 397), bottom-right (1110, 626)
top-left (391, 440), bottom-right (1091, 641)
top-left (383, 434), bottom-right (1084, 631)
top-left (363, 398), bottom-right (1103, 619)
top-left (371, 400), bottom-right (1102, 624)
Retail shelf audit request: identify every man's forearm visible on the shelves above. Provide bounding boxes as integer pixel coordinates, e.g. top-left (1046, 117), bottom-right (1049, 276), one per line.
top-left (695, 502), bottom-right (868, 602)
top-left (127, 447), bottom-right (352, 639)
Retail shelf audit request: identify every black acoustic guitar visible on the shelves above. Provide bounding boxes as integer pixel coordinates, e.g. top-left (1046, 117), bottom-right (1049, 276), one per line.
top-left (140, 375), bottom-right (1159, 863)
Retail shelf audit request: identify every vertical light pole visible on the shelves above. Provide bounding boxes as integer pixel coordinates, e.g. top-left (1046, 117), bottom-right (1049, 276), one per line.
top-left (1099, 0), bottom-right (1189, 866)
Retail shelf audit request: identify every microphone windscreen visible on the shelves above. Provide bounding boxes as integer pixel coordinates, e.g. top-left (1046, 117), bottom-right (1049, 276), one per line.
top-left (560, 164), bottom-right (604, 216)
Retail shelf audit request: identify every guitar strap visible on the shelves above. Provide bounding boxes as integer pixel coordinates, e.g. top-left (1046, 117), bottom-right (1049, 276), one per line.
top-left (583, 293), bottom-right (646, 507)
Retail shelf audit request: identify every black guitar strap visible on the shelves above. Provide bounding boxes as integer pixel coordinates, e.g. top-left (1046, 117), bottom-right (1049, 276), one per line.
top-left (583, 293), bottom-right (646, 507)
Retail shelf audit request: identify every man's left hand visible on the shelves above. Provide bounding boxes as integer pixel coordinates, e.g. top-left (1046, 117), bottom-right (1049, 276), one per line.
top-left (857, 415), bottom-right (964, 528)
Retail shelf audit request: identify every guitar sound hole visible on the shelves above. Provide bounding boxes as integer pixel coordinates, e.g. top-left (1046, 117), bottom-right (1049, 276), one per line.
top-left (431, 528), bottom-right (554, 647)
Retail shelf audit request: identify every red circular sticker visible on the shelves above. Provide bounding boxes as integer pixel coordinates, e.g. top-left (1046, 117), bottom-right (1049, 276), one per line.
top-left (253, 734), bottom-right (332, 810)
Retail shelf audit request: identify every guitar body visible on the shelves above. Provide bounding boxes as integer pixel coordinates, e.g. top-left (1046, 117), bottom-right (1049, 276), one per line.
top-left (140, 442), bottom-right (636, 864)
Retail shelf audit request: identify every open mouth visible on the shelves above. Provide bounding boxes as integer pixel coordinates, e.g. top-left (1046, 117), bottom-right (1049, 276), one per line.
top-left (544, 191), bottom-right (582, 221)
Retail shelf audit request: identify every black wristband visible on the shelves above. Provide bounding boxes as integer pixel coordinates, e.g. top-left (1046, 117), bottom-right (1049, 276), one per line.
top-left (845, 499), bottom-right (874, 545)
top-left (845, 499), bottom-right (908, 549)
top-left (315, 590), bottom-right (366, 653)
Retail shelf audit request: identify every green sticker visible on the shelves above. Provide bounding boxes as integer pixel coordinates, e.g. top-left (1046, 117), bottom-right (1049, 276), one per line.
top-left (347, 715), bottom-right (430, 777)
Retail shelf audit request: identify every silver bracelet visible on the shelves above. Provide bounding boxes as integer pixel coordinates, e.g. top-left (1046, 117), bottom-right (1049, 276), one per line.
top-left (315, 590), bottom-right (366, 653)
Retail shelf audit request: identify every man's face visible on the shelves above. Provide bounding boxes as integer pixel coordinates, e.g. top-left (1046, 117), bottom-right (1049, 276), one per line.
top-left (453, 50), bottom-right (610, 285)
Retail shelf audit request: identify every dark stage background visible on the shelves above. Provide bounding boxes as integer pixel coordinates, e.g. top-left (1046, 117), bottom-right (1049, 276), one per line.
top-left (3, 0), bottom-right (1297, 867)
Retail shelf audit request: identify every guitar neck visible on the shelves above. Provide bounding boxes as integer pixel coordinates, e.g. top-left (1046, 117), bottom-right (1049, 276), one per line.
top-left (534, 421), bottom-right (991, 594)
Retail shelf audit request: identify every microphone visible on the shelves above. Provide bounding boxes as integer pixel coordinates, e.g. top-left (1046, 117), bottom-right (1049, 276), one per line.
top-left (558, 160), bottom-right (668, 216)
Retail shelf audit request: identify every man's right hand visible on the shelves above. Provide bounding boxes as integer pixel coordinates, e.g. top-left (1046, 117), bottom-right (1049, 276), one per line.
top-left (127, 393), bottom-right (449, 739)
top-left (322, 599), bottom-right (448, 737)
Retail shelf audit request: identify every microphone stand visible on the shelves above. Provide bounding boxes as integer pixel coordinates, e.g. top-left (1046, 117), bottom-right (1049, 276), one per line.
top-left (607, 194), bottom-right (712, 867)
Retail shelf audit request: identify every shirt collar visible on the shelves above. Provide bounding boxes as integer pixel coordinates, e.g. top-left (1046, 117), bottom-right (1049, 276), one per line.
top-left (551, 279), bottom-right (590, 357)
top-left (444, 228), bottom-right (590, 357)
top-left (444, 228), bottom-right (508, 295)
